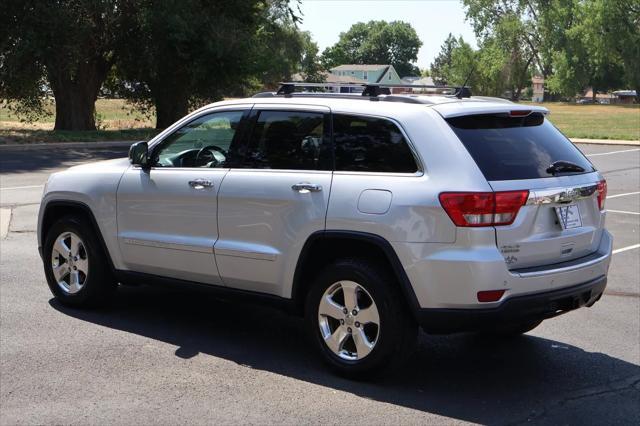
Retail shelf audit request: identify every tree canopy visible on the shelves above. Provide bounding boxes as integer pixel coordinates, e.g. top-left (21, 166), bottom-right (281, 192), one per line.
top-left (321, 21), bottom-right (422, 77)
top-left (462, 0), bottom-right (639, 100)
top-left (0, 0), bottom-right (127, 130)
top-left (113, 0), bottom-right (304, 128)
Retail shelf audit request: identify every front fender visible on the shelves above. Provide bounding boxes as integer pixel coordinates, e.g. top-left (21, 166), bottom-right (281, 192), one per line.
top-left (38, 159), bottom-right (129, 270)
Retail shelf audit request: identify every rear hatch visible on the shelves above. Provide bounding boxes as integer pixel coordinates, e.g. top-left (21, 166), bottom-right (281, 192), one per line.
top-left (444, 110), bottom-right (605, 270)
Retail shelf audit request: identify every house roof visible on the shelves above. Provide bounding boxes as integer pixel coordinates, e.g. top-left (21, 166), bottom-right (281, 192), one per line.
top-left (582, 89), bottom-right (615, 99)
top-left (406, 76), bottom-right (435, 86)
top-left (532, 75), bottom-right (544, 84)
top-left (330, 64), bottom-right (390, 71)
top-left (291, 72), bottom-right (366, 84)
top-left (613, 90), bottom-right (637, 97)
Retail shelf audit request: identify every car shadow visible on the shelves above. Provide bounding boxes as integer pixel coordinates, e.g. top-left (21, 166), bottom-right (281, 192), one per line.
top-left (49, 285), bottom-right (640, 425)
top-left (0, 146), bottom-right (130, 174)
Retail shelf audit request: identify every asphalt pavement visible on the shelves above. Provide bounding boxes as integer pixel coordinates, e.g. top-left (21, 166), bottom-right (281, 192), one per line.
top-left (1, 143), bottom-right (638, 425)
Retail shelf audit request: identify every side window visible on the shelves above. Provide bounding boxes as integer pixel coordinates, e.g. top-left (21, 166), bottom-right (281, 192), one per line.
top-left (242, 110), bottom-right (330, 170)
top-left (333, 114), bottom-right (418, 173)
top-left (153, 110), bottom-right (244, 168)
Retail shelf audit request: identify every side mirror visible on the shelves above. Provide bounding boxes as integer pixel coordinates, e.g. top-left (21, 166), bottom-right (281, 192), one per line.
top-left (129, 141), bottom-right (149, 168)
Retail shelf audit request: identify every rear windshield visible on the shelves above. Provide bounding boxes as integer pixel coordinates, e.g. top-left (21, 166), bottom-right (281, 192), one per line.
top-left (447, 113), bottom-right (594, 181)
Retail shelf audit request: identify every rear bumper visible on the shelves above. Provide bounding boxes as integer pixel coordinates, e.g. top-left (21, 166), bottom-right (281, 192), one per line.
top-left (417, 275), bottom-right (607, 333)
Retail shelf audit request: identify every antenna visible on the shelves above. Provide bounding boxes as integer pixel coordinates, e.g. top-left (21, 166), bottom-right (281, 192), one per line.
top-left (455, 62), bottom-right (476, 99)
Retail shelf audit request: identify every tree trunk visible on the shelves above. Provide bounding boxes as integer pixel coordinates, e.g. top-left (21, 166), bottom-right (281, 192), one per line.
top-left (52, 86), bottom-right (98, 131)
top-left (153, 82), bottom-right (190, 129)
top-left (47, 56), bottom-right (111, 131)
top-left (592, 87), bottom-right (598, 103)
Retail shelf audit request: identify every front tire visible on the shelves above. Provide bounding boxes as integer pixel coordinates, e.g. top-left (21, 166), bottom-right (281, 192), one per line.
top-left (305, 258), bottom-right (417, 379)
top-left (43, 215), bottom-right (116, 307)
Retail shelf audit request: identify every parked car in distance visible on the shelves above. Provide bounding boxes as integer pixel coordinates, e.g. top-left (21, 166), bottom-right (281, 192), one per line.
top-left (38, 85), bottom-right (612, 378)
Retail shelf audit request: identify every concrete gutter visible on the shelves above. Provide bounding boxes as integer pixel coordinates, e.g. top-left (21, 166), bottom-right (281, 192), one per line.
top-left (570, 138), bottom-right (639, 146)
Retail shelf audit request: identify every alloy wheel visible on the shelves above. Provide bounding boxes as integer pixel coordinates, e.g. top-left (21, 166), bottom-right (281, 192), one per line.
top-left (317, 280), bottom-right (380, 361)
top-left (51, 231), bottom-right (89, 294)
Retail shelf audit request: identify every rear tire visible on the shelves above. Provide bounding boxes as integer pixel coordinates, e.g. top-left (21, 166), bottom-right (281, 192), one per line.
top-left (305, 258), bottom-right (417, 379)
top-left (43, 215), bottom-right (116, 308)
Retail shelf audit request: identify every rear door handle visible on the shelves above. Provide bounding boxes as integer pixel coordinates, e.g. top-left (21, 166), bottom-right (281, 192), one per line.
top-left (189, 179), bottom-right (214, 190)
top-left (292, 182), bottom-right (322, 193)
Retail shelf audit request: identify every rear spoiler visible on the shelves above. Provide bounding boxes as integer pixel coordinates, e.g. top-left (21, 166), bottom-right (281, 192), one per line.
top-left (432, 103), bottom-right (550, 119)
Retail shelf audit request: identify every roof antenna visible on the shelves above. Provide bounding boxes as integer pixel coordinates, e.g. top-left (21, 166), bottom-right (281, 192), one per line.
top-left (454, 62), bottom-right (475, 99)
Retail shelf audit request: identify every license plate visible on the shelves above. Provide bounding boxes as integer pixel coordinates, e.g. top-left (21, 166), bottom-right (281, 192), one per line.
top-left (555, 204), bottom-right (582, 229)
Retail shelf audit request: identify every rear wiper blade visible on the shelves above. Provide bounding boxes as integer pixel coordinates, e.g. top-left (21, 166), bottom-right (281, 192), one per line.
top-left (546, 160), bottom-right (585, 175)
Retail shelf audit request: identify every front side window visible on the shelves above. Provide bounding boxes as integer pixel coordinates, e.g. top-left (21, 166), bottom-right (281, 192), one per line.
top-left (243, 110), bottom-right (330, 170)
top-left (333, 114), bottom-right (418, 173)
top-left (153, 110), bottom-right (244, 168)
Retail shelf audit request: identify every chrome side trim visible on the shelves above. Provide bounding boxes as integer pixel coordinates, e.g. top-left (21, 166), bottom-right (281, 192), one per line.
top-left (526, 184), bottom-right (598, 205)
top-left (123, 238), bottom-right (212, 253)
top-left (214, 247), bottom-right (277, 261)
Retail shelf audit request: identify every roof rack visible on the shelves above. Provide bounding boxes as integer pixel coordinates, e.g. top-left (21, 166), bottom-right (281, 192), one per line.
top-left (270, 82), bottom-right (471, 99)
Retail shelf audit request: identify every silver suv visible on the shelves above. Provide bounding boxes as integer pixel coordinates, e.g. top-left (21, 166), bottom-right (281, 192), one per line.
top-left (38, 85), bottom-right (612, 377)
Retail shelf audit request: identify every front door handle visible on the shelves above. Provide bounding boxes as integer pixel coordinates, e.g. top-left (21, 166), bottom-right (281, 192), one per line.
top-left (292, 182), bottom-right (322, 193)
top-left (189, 179), bottom-right (214, 190)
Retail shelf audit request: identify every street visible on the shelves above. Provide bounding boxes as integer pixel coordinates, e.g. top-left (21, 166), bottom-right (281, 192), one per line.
top-left (1, 144), bottom-right (639, 425)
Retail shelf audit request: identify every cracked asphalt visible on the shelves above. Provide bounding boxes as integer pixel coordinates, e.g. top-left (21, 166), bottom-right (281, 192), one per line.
top-left (1, 143), bottom-right (638, 425)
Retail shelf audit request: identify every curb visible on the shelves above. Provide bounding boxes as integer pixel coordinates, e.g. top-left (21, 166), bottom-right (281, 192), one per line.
top-left (0, 141), bottom-right (135, 151)
top-left (0, 138), bottom-right (637, 151)
top-left (0, 208), bottom-right (11, 240)
top-left (571, 138), bottom-right (639, 146)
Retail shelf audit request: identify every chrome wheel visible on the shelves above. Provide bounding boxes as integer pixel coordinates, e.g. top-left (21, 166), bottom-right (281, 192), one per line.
top-left (317, 280), bottom-right (380, 361)
top-left (50, 231), bottom-right (89, 294)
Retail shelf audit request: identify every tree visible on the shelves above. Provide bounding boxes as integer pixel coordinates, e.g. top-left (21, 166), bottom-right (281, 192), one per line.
top-left (463, 0), bottom-right (639, 100)
top-left (114, 0), bottom-right (304, 128)
top-left (430, 34), bottom-right (459, 85)
top-left (298, 31), bottom-right (325, 82)
top-left (0, 0), bottom-right (127, 130)
top-left (321, 21), bottom-right (422, 77)
top-left (440, 37), bottom-right (476, 87)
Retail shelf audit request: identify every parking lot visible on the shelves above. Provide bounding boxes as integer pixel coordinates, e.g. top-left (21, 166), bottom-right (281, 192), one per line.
top-left (1, 143), bottom-right (638, 424)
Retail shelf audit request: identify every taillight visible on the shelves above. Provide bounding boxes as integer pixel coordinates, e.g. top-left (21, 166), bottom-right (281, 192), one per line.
top-left (597, 179), bottom-right (607, 210)
top-left (439, 191), bottom-right (529, 227)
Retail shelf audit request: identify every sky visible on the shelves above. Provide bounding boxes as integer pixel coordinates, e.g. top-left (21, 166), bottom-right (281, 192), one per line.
top-left (297, 0), bottom-right (478, 72)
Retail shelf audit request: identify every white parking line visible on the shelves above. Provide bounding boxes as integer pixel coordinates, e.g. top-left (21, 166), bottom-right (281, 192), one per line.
top-left (0, 185), bottom-right (44, 191)
top-left (608, 191), bottom-right (640, 199)
top-left (607, 209), bottom-right (640, 215)
top-left (613, 244), bottom-right (640, 255)
top-left (586, 148), bottom-right (640, 157)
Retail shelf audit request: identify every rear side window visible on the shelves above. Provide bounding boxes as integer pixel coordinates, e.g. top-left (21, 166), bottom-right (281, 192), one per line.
top-left (333, 114), bottom-right (418, 173)
top-left (243, 110), bottom-right (330, 170)
top-left (447, 113), bottom-right (594, 181)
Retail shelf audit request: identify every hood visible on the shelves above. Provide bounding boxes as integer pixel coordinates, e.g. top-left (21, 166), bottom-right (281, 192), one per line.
top-left (68, 157), bottom-right (131, 171)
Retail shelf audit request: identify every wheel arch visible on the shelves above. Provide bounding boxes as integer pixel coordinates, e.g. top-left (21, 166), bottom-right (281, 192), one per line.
top-left (39, 200), bottom-right (116, 273)
top-left (291, 230), bottom-right (421, 318)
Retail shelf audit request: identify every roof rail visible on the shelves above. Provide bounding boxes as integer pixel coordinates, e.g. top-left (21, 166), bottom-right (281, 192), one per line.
top-left (272, 82), bottom-right (472, 98)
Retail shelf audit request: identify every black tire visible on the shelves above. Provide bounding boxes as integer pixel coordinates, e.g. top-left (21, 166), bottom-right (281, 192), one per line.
top-left (305, 258), bottom-right (417, 379)
top-left (486, 319), bottom-right (543, 337)
top-left (43, 215), bottom-right (116, 308)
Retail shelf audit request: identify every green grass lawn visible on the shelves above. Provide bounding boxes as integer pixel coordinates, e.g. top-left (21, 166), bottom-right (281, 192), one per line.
top-left (0, 99), bottom-right (158, 144)
top-left (531, 102), bottom-right (640, 141)
top-left (1, 98), bottom-right (639, 143)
